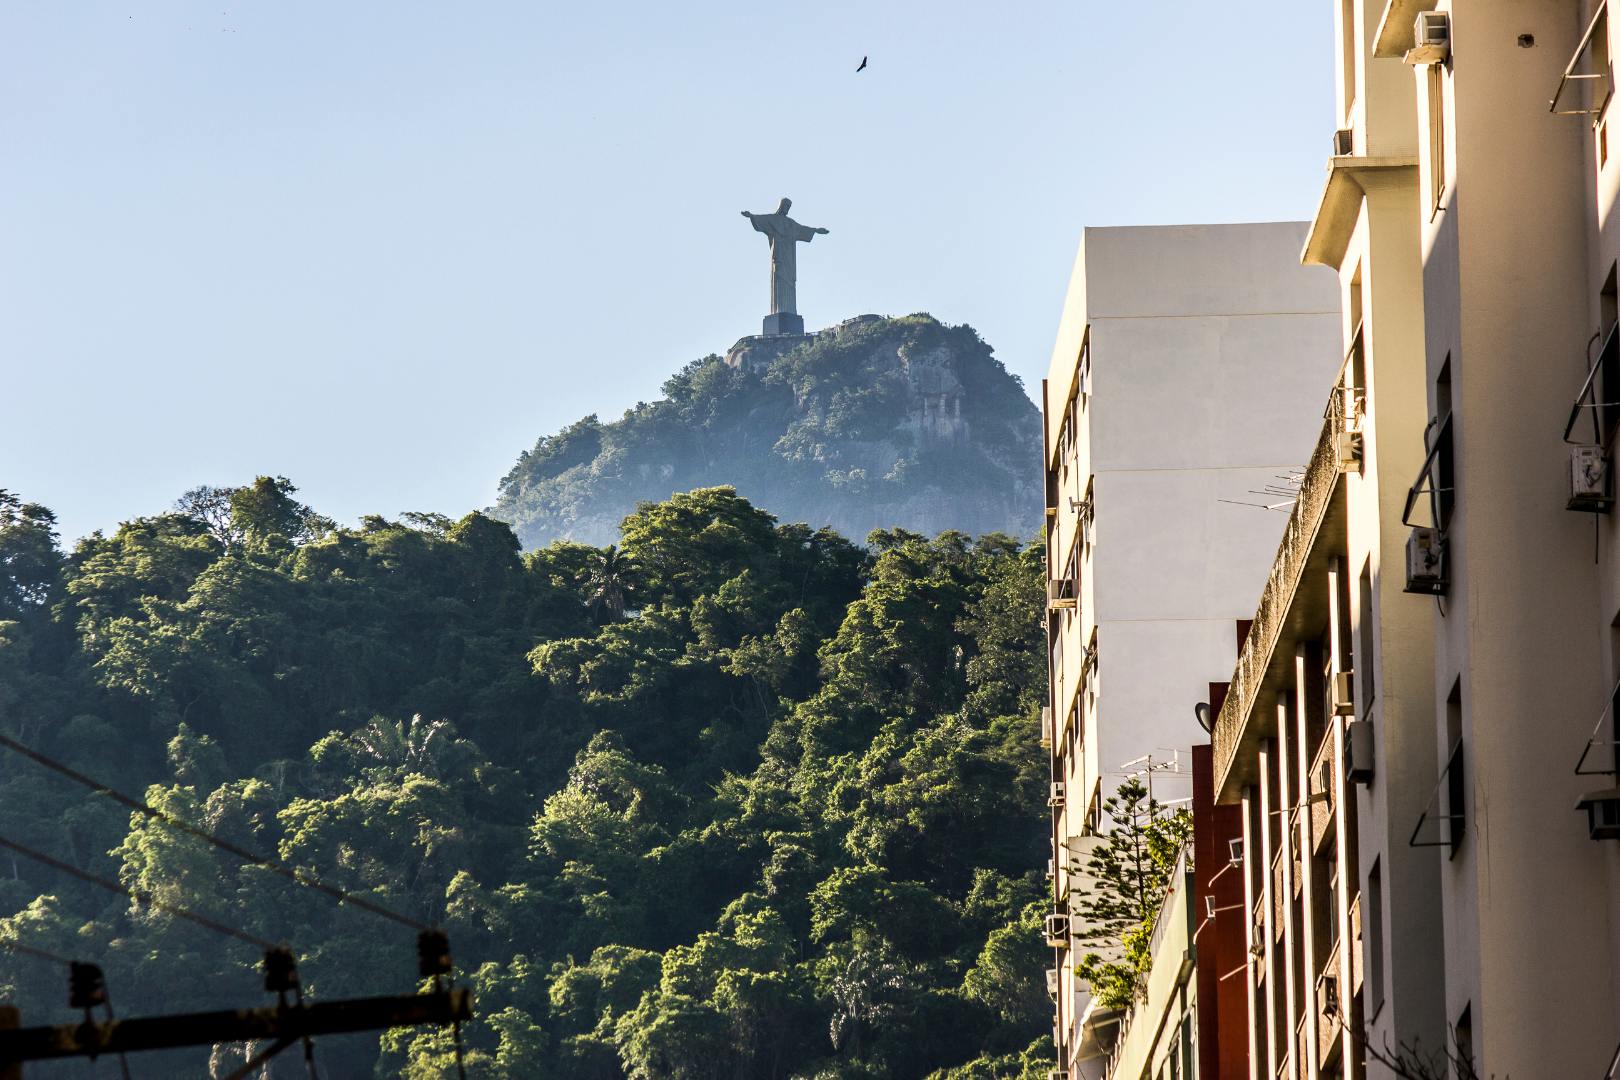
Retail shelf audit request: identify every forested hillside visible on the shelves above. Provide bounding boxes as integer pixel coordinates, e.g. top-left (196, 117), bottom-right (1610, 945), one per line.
top-left (492, 314), bottom-right (1043, 549)
top-left (0, 480), bottom-right (1052, 1078)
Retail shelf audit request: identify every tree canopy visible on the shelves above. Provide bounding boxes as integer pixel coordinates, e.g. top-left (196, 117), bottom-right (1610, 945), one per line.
top-left (0, 481), bottom-right (1052, 1078)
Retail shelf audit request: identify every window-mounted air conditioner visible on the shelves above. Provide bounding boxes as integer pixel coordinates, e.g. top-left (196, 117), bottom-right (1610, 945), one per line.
top-left (1335, 430), bottom-right (1363, 472)
top-left (1048, 781), bottom-right (1067, 808)
top-left (1043, 912), bottom-right (1071, 946)
top-left (1317, 971), bottom-right (1341, 1021)
top-left (1346, 718), bottom-right (1375, 784)
top-left (1046, 578), bottom-right (1077, 610)
top-left (1404, 527), bottom-right (1447, 595)
top-left (1227, 838), bottom-right (1244, 866)
top-left (1040, 706), bottom-right (1053, 746)
top-left (1576, 787), bottom-right (1620, 841)
top-left (1332, 128), bottom-right (1354, 156)
top-left (1406, 11), bottom-right (1450, 64)
top-left (1045, 967), bottom-right (1060, 996)
top-left (1568, 445), bottom-right (1613, 513)
top-left (1315, 758), bottom-right (1335, 802)
top-left (1332, 671), bottom-right (1356, 716)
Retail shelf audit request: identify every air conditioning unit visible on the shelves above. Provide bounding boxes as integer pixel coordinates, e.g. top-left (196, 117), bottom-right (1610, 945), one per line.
top-left (1576, 787), bottom-right (1620, 841)
top-left (1317, 971), bottom-right (1341, 1021)
top-left (1404, 527), bottom-right (1447, 595)
top-left (1043, 912), bottom-right (1071, 946)
top-left (1568, 445), bottom-right (1613, 512)
top-left (1334, 430), bottom-right (1363, 471)
top-left (1407, 11), bottom-right (1450, 64)
top-left (1346, 718), bottom-right (1375, 784)
top-left (1046, 857), bottom-right (1056, 880)
top-left (1332, 671), bottom-right (1356, 715)
top-left (1045, 967), bottom-right (1060, 996)
top-left (1332, 127), bottom-right (1354, 156)
top-left (1315, 758), bottom-right (1335, 801)
top-left (1227, 838), bottom-right (1244, 866)
top-left (1049, 781), bottom-right (1067, 808)
top-left (1040, 706), bottom-right (1053, 747)
top-left (1047, 578), bottom-right (1077, 609)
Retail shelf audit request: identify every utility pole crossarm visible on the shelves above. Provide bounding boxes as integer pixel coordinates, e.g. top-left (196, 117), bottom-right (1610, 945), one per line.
top-left (0, 988), bottom-right (472, 1064)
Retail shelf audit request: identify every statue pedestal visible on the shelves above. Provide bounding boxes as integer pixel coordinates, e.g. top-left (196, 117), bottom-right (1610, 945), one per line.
top-left (762, 312), bottom-right (805, 336)
top-left (725, 332), bottom-right (815, 372)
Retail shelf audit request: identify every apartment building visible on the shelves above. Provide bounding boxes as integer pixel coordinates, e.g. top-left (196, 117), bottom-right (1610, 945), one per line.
top-left (1040, 224), bottom-right (1341, 1075)
top-left (1203, 3), bottom-right (1620, 1079)
top-left (1412, 1), bottom-right (1619, 1075)
top-left (1210, 4), bottom-right (1446, 1079)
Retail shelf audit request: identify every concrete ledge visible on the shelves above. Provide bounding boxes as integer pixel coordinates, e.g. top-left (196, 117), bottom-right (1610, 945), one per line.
top-left (1302, 157), bottom-right (1418, 269)
top-left (1373, 0), bottom-right (1439, 60)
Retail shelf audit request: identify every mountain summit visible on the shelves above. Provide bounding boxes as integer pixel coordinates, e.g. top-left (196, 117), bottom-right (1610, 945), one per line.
top-left (493, 314), bottom-right (1043, 547)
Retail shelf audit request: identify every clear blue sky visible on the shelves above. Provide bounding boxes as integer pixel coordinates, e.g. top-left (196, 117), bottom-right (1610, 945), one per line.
top-left (1, 0), bottom-right (1334, 544)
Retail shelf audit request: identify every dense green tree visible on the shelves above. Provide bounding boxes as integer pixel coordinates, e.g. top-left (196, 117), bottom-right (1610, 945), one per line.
top-left (0, 483), bottom-right (1048, 1078)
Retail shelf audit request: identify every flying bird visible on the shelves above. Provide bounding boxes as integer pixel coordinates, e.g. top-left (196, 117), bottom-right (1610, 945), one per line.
top-left (856, 56), bottom-right (867, 72)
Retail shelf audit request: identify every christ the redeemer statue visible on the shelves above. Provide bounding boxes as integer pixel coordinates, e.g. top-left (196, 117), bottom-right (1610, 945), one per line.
top-left (741, 198), bottom-right (828, 336)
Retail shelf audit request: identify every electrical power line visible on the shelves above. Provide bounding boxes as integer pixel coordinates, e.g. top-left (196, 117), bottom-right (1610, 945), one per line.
top-left (0, 732), bottom-right (427, 932)
top-left (0, 834), bottom-right (275, 952)
top-left (0, 935), bottom-right (74, 967)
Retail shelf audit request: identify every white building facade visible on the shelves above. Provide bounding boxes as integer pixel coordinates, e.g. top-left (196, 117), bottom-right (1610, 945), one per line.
top-left (1042, 224), bottom-right (1342, 1074)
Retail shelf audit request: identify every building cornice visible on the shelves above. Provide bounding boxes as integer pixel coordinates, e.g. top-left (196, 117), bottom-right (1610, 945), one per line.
top-left (1302, 157), bottom-right (1419, 269)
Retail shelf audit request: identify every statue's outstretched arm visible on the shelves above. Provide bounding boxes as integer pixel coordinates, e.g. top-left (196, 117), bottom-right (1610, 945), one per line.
top-left (740, 211), bottom-right (754, 219)
top-left (814, 227), bottom-right (829, 234)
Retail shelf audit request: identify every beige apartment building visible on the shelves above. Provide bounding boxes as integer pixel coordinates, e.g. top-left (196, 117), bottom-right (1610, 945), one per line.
top-left (1202, 2), bottom-right (1620, 1079)
top-left (1041, 224), bottom-right (1341, 1076)
top-left (1413, 1), bottom-right (1620, 1075)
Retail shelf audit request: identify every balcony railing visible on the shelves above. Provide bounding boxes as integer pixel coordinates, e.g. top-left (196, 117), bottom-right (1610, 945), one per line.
top-left (1410, 740), bottom-right (1466, 853)
top-left (1576, 676), bottom-right (1620, 776)
top-left (1215, 402), bottom-right (1346, 794)
top-left (1550, 3), bottom-right (1613, 118)
top-left (1565, 325), bottom-right (1620, 450)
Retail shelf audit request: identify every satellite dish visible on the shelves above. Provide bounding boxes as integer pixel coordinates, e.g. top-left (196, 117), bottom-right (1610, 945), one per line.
top-left (1194, 702), bottom-right (1213, 733)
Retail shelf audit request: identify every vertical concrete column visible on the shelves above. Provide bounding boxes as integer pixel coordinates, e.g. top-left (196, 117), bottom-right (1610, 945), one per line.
top-left (1243, 787), bottom-right (1262, 1080)
top-left (1293, 646), bottom-right (1320, 1080)
top-left (1276, 702), bottom-right (1301, 1080)
top-left (1259, 742), bottom-right (1280, 1080)
top-left (1327, 557), bottom-right (1359, 1079)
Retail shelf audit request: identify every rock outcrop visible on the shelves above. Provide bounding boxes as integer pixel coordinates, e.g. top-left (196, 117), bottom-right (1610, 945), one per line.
top-left (492, 314), bottom-right (1042, 547)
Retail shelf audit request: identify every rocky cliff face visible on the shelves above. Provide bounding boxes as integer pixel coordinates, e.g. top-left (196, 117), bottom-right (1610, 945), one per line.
top-left (492, 314), bottom-right (1042, 547)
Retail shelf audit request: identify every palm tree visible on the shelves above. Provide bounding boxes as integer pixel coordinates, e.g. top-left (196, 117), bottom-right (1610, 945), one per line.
top-left (585, 544), bottom-right (636, 622)
top-left (352, 714), bottom-right (450, 778)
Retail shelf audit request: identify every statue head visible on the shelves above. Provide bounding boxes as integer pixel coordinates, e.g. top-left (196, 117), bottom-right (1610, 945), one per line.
top-left (776, 197), bottom-right (792, 214)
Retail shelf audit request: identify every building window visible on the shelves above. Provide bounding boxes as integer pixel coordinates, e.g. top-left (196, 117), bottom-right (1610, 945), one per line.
top-left (1454, 1003), bottom-right (1474, 1072)
top-left (1358, 559), bottom-right (1376, 711)
top-left (1367, 858), bottom-right (1385, 1017)
top-left (1433, 360), bottom-right (1456, 530)
top-left (1445, 680), bottom-right (1466, 855)
top-left (1427, 63), bottom-right (1447, 213)
top-left (1598, 268), bottom-right (1620, 447)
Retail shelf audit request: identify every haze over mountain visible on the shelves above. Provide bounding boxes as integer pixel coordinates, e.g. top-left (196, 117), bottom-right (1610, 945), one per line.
top-left (492, 315), bottom-right (1043, 548)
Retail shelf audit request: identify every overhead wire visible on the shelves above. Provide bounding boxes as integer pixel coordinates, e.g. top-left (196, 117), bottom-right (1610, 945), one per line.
top-left (0, 732), bottom-right (428, 932)
top-left (0, 834), bottom-right (276, 952)
top-left (0, 934), bottom-right (75, 967)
